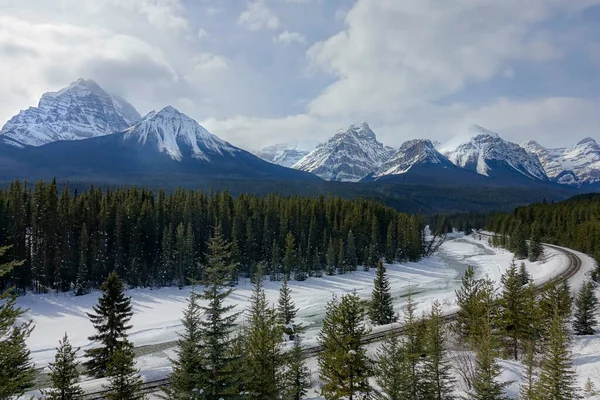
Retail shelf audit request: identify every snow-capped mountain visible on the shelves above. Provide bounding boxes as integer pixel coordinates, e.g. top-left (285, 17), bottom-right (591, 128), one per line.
top-left (372, 139), bottom-right (452, 177)
top-left (292, 122), bottom-right (396, 182)
top-left (0, 78), bottom-right (140, 147)
top-left (521, 138), bottom-right (600, 186)
top-left (122, 106), bottom-right (238, 162)
top-left (256, 143), bottom-right (310, 168)
top-left (445, 125), bottom-right (548, 181)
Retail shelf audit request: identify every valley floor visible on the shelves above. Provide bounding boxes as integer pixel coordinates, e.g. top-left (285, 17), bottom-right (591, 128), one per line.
top-left (19, 233), bottom-right (598, 398)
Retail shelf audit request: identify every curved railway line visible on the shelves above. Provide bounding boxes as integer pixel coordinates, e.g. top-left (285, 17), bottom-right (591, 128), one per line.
top-left (80, 238), bottom-right (584, 399)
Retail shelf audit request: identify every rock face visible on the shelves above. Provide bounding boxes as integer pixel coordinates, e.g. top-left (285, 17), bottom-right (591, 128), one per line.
top-left (292, 122), bottom-right (396, 182)
top-left (256, 143), bottom-right (310, 168)
top-left (0, 78), bottom-right (140, 147)
top-left (445, 125), bottom-right (548, 181)
top-left (373, 139), bottom-right (452, 177)
top-left (521, 138), bottom-right (600, 186)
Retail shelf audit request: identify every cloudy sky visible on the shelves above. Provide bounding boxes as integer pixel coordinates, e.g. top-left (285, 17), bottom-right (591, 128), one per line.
top-left (1, 0), bottom-right (599, 151)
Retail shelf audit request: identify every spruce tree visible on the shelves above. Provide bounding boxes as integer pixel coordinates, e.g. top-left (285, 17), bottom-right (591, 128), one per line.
top-left (278, 278), bottom-right (299, 339)
top-left (540, 281), bottom-right (572, 338)
top-left (74, 224), bottom-right (90, 296)
top-left (518, 262), bottom-right (531, 286)
top-left (243, 273), bottom-right (284, 399)
top-left (283, 232), bottom-right (296, 280)
top-left (421, 300), bottom-right (455, 400)
top-left (519, 339), bottom-right (537, 400)
top-left (45, 333), bottom-right (84, 400)
top-left (499, 263), bottom-right (527, 360)
top-left (403, 290), bottom-right (424, 400)
top-left (0, 246), bottom-right (35, 399)
top-left (528, 222), bottom-right (543, 262)
top-left (454, 266), bottom-right (494, 348)
top-left (345, 230), bottom-right (357, 271)
top-left (163, 288), bottom-right (204, 399)
top-left (536, 308), bottom-right (579, 400)
top-left (104, 341), bottom-right (144, 400)
top-left (375, 333), bottom-right (409, 400)
top-left (573, 281), bottom-right (598, 335)
top-left (512, 222), bottom-right (528, 260)
top-left (197, 224), bottom-right (240, 399)
top-left (84, 272), bottom-right (133, 378)
top-left (318, 292), bottom-right (372, 400)
top-left (369, 259), bottom-right (396, 325)
top-left (284, 335), bottom-right (311, 400)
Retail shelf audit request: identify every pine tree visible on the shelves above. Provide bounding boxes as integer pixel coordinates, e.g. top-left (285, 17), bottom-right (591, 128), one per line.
top-left (454, 266), bottom-right (494, 348)
top-left (540, 281), bottom-right (572, 338)
top-left (318, 292), bottom-right (372, 400)
top-left (421, 301), bottom-right (455, 400)
top-left (536, 308), bottom-right (579, 400)
top-left (403, 290), bottom-right (424, 400)
top-left (197, 224), bottom-right (240, 399)
top-left (163, 288), bottom-right (204, 399)
top-left (345, 230), bottom-right (357, 271)
top-left (284, 335), bottom-right (311, 400)
top-left (519, 339), bottom-right (537, 400)
top-left (528, 222), bottom-right (543, 262)
top-left (573, 281), bottom-right (598, 335)
top-left (512, 222), bottom-right (528, 260)
top-left (518, 262), bottom-right (531, 286)
top-left (469, 300), bottom-right (510, 400)
top-left (278, 278), bottom-right (299, 339)
top-left (385, 221), bottom-right (396, 263)
top-left (369, 259), bottom-right (396, 325)
top-left (0, 246), bottom-right (35, 399)
top-left (45, 333), bottom-right (84, 400)
top-left (375, 333), bottom-right (409, 400)
top-left (326, 239), bottom-right (336, 276)
top-left (243, 273), bottom-right (284, 399)
top-left (499, 263), bottom-right (527, 360)
top-left (104, 341), bottom-right (144, 400)
top-left (84, 272), bottom-right (133, 378)
top-left (74, 224), bottom-right (90, 296)
top-left (284, 232), bottom-right (296, 280)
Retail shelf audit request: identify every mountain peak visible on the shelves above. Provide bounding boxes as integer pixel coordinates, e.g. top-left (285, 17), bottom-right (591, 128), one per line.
top-left (468, 124), bottom-right (500, 139)
top-left (577, 137), bottom-right (597, 146)
top-left (373, 138), bottom-right (449, 178)
top-left (339, 122), bottom-right (376, 140)
top-left (0, 79), bottom-right (141, 147)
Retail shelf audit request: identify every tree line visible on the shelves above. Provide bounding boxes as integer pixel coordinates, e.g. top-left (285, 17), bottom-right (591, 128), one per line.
top-left (0, 180), bottom-right (425, 293)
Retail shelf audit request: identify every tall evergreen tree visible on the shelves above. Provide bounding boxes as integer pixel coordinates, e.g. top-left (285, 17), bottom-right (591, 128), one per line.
top-left (528, 222), bottom-right (543, 262)
top-left (573, 281), bottom-right (598, 335)
top-left (369, 259), bottom-right (396, 325)
top-left (518, 262), bottom-right (531, 286)
top-left (243, 273), bottom-right (284, 399)
top-left (163, 288), bottom-right (204, 399)
top-left (512, 222), bottom-right (528, 260)
top-left (499, 263), bottom-right (527, 360)
top-left (375, 333), bottom-right (409, 400)
top-left (45, 333), bottom-right (84, 400)
top-left (345, 230), bottom-right (357, 271)
top-left (283, 232), bottom-right (296, 280)
top-left (278, 278), bottom-right (299, 339)
top-left (104, 341), bottom-right (144, 400)
top-left (318, 293), bottom-right (372, 400)
top-left (536, 308), bottom-right (580, 400)
top-left (403, 291), bottom-right (424, 400)
top-left (540, 281), bottom-right (572, 338)
top-left (74, 224), bottom-right (90, 296)
top-left (0, 246), bottom-right (35, 399)
top-left (197, 224), bottom-right (240, 399)
top-left (84, 272), bottom-right (133, 378)
top-left (519, 339), bottom-right (537, 400)
top-left (421, 301), bottom-right (455, 400)
top-left (284, 335), bottom-right (311, 400)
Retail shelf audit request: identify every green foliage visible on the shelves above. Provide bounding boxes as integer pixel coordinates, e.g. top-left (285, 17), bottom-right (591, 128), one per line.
top-left (528, 222), bottom-right (543, 262)
top-left (318, 292), bottom-right (372, 400)
top-left (573, 281), bottom-right (598, 336)
top-left (104, 341), bottom-right (144, 400)
top-left (84, 272), bottom-right (133, 378)
top-left (45, 333), bottom-right (84, 400)
top-left (540, 281), bottom-right (572, 339)
top-left (511, 221), bottom-right (528, 260)
top-left (277, 278), bottom-right (299, 339)
top-left (284, 335), bottom-right (311, 400)
top-left (375, 334), bottom-right (409, 400)
top-left (498, 263), bottom-right (527, 360)
top-left (0, 246), bottom-right (35, 400)
top-left (369, 260), bottom-right (397, 325)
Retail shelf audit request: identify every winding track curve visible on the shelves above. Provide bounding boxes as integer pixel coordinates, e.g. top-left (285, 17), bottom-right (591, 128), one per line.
top-left (80, 237), bottom-right (583, 399)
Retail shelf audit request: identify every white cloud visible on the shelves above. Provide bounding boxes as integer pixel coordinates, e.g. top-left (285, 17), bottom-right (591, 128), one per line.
top-left (198, 28), bottom-right (208, 39)
top-left (273, 30), bottom-right (307, 45)
top-left (239, 1), bottom-right (280, 31)
top-left (193, 53), bottom-right (228, 72)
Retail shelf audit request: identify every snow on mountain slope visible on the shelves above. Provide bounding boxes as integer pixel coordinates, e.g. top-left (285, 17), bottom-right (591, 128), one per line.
top-left (521, 137), bottom-right (600, 186)
top-left (292, 122), bottom-right (396, 182)
top-left (0, 78), bottom-right (140, 147)
top-left (256, 143), bottom-right (310, 167)
top-left (373, 139), bottom-right (451, 177)
top-left (445, 125), bottom-right (548, 181)
top-left (122, 106), bottom-right (238, 162)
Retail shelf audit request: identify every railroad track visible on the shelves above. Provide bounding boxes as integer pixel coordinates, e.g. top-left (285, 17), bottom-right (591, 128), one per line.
top-left (81, 235), bottom-right (583, 399)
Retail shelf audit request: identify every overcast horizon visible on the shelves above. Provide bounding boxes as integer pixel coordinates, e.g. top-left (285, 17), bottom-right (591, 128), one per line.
top-left (1, 0), bottom-right (599, 151)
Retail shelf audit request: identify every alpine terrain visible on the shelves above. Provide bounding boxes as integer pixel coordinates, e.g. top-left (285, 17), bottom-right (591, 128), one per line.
top-left (256, 143), bottom-right (310, 167)
top-left (521, 138), bottom-right (600, 187)
top-left (0, 78), bottom-right (140, 147)
top-left (292, 122), bottom-right (395, 181)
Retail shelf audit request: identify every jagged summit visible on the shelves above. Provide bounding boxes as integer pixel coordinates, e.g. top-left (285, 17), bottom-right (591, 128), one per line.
top-left (292, 122), bottom-right (395, 182)
top-left (0, 78), bottom-right (140, 147)
top-left (578, 137), bottom-right (597, 146)
top-left (468, 124), bottom-right (500, 139)
top-left (373, 139), bottom-right (448, 177)
top-left (256, 143), bottom-right (309, 168)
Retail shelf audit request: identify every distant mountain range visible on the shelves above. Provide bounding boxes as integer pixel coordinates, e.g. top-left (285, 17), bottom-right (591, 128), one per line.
top-left (0, 78), bottom-right (598, 195)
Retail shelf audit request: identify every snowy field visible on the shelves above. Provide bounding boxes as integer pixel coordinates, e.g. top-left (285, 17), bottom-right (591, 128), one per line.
top-left (18, 233), bottom-right (599, 398)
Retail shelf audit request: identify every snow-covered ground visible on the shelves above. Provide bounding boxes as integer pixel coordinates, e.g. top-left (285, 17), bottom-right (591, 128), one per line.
top-left (18, 233), bottom-right (599, 398)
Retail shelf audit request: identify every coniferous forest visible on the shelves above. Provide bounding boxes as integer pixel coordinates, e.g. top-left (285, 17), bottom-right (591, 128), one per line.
top-left (0, 180), bottom-right (425, 293)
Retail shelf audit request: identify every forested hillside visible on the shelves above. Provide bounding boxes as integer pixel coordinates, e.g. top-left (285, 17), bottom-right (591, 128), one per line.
top-left (0, 180), bottom-right (424, 293)
top-left (486, 193), bottom-right (600, 262)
